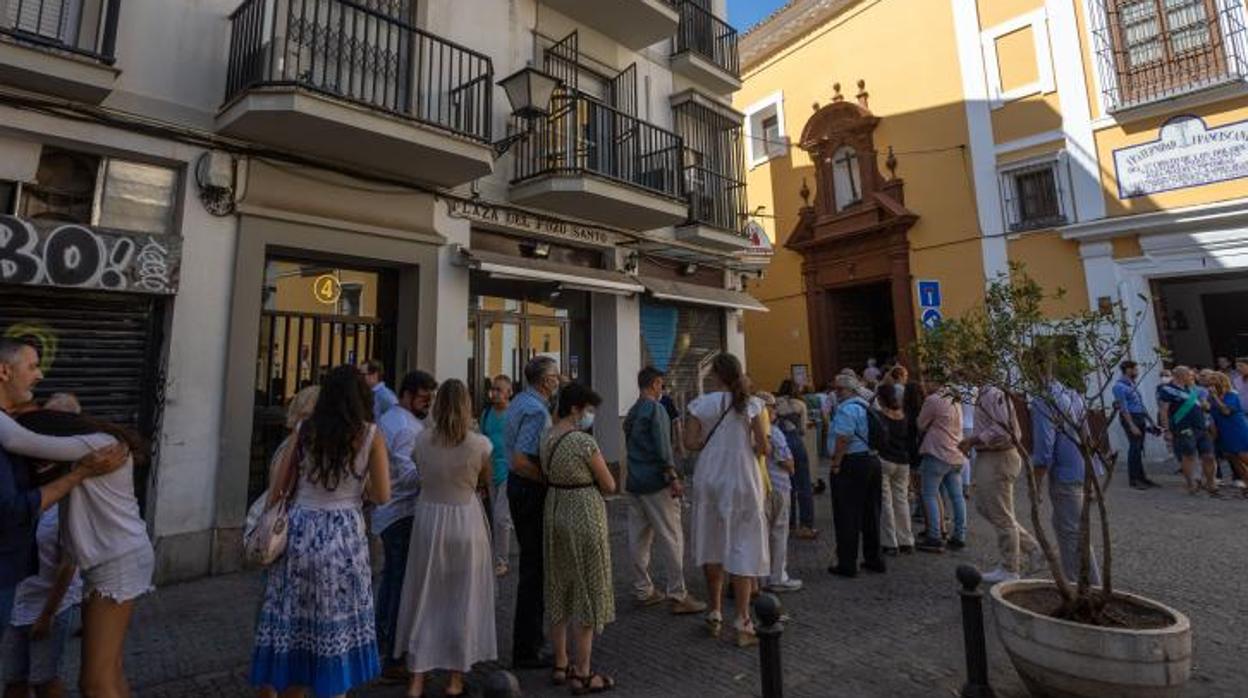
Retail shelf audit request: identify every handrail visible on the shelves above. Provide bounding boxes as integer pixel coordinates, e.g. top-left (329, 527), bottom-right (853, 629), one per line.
top-left (513, 92), bottom-right (686, 200)
top-left (674, 0), bottom-right (740, 78)
top-left (684, 165), bottom-right (746, 235)
top-left (224, 0), bottom-right (493, 142)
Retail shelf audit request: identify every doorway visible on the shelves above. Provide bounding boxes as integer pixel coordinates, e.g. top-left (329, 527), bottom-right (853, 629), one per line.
top-left (825, 281), bottom-right (897, 376)
top-left (467, 271), bottom-right (591, 407)
top-left (1152, 271), bottom-right (1248, 365)
top-left (247, 257), bottom-right (399, 503)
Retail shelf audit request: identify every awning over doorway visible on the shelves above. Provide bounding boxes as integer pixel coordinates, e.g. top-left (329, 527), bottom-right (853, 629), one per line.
top-left (638, 276), bottom-right (769, 312)
top-left (458, 247), bottom-right (644, 296)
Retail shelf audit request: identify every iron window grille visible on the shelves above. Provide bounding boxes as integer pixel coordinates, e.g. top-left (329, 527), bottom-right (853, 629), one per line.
top-left (224, 0), bottom-right (494, 142)
top-left (999, 159), bottom-right (1068, 232)
top-left (1090, 0), bottom-right (1248, 111)
top-left (0, 0), bottom-right (122, 63)
top-left (674, 98), bottom-right (746, 234)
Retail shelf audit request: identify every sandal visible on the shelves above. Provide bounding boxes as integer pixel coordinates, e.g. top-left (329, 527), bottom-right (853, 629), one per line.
top-left (569, 671), bottom-right (616, 695)
top-left (704, 610), bottom-right (723, 639)
top-left (735, 620), bottom-right (759, 648)
top-left (551, 665), bottom-right (570, 686)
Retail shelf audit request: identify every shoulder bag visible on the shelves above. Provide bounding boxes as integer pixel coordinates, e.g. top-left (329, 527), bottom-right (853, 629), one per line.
top-left (243, 430), bottom-right (304, 566)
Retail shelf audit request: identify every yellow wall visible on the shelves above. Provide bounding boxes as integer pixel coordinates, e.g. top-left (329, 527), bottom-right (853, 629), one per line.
top-left (1006, 232), bottom-right (1090, 317)
top-left (738, 0), bottom-right (985, 389)
top-left (995, 26), bottom-right (1039, 92)
top-left (976, 0), bottom-right (1043, 30)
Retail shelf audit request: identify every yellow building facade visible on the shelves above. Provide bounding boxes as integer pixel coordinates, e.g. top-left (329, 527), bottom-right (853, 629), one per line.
top-left (739, 0), bottom-right (1248, 397)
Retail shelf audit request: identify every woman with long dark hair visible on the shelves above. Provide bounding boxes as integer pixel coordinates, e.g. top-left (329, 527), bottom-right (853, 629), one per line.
top-left (15, 405), bottom-right (150, 698)
top-left (250, 365), bottom-right (391, 698)
top-left (683, 353), bottom-right (769, 647)
top-left (393, 379), bottom-right (496, 697)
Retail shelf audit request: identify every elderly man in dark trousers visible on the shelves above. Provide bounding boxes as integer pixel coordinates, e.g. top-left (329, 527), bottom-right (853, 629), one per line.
top-left (826, 373), bottom-right (885, 578)
top-left (505, 356), bottom-right (560, 668)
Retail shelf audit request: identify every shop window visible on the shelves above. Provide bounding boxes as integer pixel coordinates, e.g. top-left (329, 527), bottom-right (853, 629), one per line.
top-left (16, 146), bottom-right (179, 234)
top-left (745, 92), bottom-right (787, 166)
top-left (1094, 0), bottom-right (1236, 109)
top-left (999, 159), bottom-right (1068, 232)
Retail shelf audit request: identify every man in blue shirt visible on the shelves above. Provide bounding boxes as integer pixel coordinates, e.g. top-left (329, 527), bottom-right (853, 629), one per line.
top-left (1157, 366), bottom-right (1218, 495)
top-left (826, 374), bottom-right (884, 578)
top-left (1031, 379), bottom-right (1101, 586)
top-left (373, 369), bottom-right (435, 681)
top-left (362, 359), bottom-right (399, 419)
top-left (1112, 361), bottom-right (1159, 490)
top-left (0, 338), bottom-right (126, 628)
top-left (623, 367), bottom-right (706, 614)
top-left (505, 356), bottom-right (559, 669)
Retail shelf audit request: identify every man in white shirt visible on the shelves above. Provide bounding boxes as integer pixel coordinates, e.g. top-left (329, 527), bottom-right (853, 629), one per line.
top-left (373, 370), bottom-right (435, 682)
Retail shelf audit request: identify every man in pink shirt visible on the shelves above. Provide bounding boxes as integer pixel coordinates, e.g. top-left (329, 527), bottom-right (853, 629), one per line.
top-left (960, 386), bottom-right (1038, 582)
top-left (916, 380), bottom-right (967, 553)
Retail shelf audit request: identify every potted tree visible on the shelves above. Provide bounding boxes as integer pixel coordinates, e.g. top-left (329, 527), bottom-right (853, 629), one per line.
top-left (915, 266), bottom-right (1191, 698)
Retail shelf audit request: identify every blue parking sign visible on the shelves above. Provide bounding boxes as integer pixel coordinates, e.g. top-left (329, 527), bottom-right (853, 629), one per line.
top-left (917, 280), bottom-right (941, 308)
top-left (921, 308), bottom-right (943, 330)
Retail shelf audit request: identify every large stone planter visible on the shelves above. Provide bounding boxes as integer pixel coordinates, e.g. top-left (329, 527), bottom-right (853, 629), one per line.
top-left (991, 580), bottom-right (1192, 698)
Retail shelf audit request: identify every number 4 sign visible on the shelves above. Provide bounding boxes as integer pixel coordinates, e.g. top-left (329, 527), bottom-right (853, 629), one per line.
top-left (313, 274), bottom-right (342, 304)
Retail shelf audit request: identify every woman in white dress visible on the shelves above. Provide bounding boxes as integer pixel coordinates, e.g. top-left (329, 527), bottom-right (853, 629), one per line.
top-left (683, 353), bottom-right (770, 647)
top-left (393, 379), bottom-right (496, 698)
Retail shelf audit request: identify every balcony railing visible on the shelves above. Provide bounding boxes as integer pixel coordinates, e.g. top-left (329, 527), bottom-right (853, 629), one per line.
top-left (1090, 0), bottom-right (1248, 111)
top-left (513, 92), bottom-right (685, 200)
top-left (0, 0), bottom-right (121, 63)
top-left (674, 0), bottom-right (740, 78)
top-left (225, 0), bottom-right (493, 142)
top-left (685, 166), bottom-right (745, 234)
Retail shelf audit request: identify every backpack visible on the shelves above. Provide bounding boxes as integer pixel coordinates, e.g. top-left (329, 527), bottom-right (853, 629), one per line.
top-left (846, 397), bottom-right (886, 454)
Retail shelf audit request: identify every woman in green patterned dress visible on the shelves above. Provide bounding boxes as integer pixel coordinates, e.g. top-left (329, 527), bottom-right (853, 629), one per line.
top-left (542, 382), bottom-right (617, 694)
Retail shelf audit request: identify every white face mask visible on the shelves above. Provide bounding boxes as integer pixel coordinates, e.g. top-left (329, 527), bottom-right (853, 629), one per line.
top-left (577, 411), bottom-right (595, 431)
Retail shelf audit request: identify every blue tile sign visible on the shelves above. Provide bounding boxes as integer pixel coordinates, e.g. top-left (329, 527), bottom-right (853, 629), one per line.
top-left (917, 280), bottom-right (941, 309)
top-left (922, 308), bottom-right (943, 330)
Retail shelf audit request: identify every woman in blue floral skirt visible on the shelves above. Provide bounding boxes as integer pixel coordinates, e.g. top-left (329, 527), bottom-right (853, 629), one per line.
top-left (251, 364), bottom-right (392, 697)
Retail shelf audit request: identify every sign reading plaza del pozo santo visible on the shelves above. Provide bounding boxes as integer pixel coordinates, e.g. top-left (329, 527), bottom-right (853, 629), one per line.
top-left (1114, 115), bottom-right (1248, 199)
top-left (446, 199), bottom-right (622, 246)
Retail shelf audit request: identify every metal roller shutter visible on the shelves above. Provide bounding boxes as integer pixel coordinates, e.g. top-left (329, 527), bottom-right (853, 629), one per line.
top-left (0, 287), bottom-right (164, 431)
top-left (640, 300), bottom-right (725, 412)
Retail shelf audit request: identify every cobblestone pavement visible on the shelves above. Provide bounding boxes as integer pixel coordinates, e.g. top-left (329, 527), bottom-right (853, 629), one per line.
top-left (60, 465), bottom-right (1248, 697)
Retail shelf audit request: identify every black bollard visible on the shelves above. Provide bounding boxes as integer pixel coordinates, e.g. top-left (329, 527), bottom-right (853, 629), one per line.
top-left (753, 592), bottom-right (784, 698)
top-left (483, 669), bottom-right (522, 698)
top-left (956, 565), bottom-right (995, 698)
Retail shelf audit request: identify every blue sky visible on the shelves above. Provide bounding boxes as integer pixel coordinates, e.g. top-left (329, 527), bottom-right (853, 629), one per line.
top-left (727, 0), bottom-right (789, 31)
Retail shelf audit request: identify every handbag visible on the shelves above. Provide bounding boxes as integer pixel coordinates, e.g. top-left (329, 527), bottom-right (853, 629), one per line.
top-left (243, 431), bottom-right (304, 566)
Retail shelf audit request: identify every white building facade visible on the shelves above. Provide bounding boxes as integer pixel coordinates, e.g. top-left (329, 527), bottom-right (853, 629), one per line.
top-left (0, 0), bottom-right (765, 581)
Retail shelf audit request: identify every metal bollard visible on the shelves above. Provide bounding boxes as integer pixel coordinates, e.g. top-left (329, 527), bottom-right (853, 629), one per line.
top-left (483, 669), bottom-right (522, 698)
top-left (753, 592), bottom-right (785, 698)
top-left (956, 565), bottom-right (995, 698)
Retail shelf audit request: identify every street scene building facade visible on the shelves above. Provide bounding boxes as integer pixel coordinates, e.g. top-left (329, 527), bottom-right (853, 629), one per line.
top-left (0, 0), bottom-right (766, 582)
top-left (738, 0), bottom-right (1248, 407)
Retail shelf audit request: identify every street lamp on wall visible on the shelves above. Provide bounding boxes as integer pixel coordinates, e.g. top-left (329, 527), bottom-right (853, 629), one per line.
top-left (493, 66), bottom-right (562, 158)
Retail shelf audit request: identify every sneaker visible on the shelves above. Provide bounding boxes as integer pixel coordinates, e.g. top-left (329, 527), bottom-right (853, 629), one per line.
top-left (1236, 479), bottom-right (1247, 490)
top-left (947, 538), bottom-right (967, 551)
top-left (635, 590), bottom-right (666, 607)
top-left (980, 567), bottom-right (1020, 584)
top-left (916, 538), bottom-right (945, 553)
top-left (670, 596), bottom-right (708, 615)
top-left (766, 579), bottom-right (804, 593)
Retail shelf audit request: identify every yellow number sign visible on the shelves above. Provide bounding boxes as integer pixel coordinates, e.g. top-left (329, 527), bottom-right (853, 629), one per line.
top-left (313, 274), bottom-right (342, 304)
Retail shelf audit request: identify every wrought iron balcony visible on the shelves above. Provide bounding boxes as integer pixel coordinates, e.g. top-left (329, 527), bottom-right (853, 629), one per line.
top-left (685, 165), bottom-right (746, 235)
top-left (674, 0), bottom-right (740, 82)
top-left (1090, 0), bottom-right (1248, 111)
top-left (0, 0), bottom-right (121, 63)
top-left (510, 92), bottom-right (689, 231)
top-left (513, 93), bottom-right (684, 200)
top-left (224, 0), bottom-right (493, 143)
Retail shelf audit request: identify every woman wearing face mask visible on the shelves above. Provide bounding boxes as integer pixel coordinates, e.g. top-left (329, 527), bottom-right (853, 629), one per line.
top-left (541, 382), bottom-right (617, 694)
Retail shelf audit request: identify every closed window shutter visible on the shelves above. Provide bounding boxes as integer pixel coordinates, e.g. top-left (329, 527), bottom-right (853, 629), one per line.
top-left (5, 0), bottom-right (81, 45)
top-left (641, 300), bottom-right (725, 410)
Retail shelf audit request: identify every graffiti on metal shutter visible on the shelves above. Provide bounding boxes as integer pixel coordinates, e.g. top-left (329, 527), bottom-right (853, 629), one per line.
top-left (0, 216), bottom-right (179, 294)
